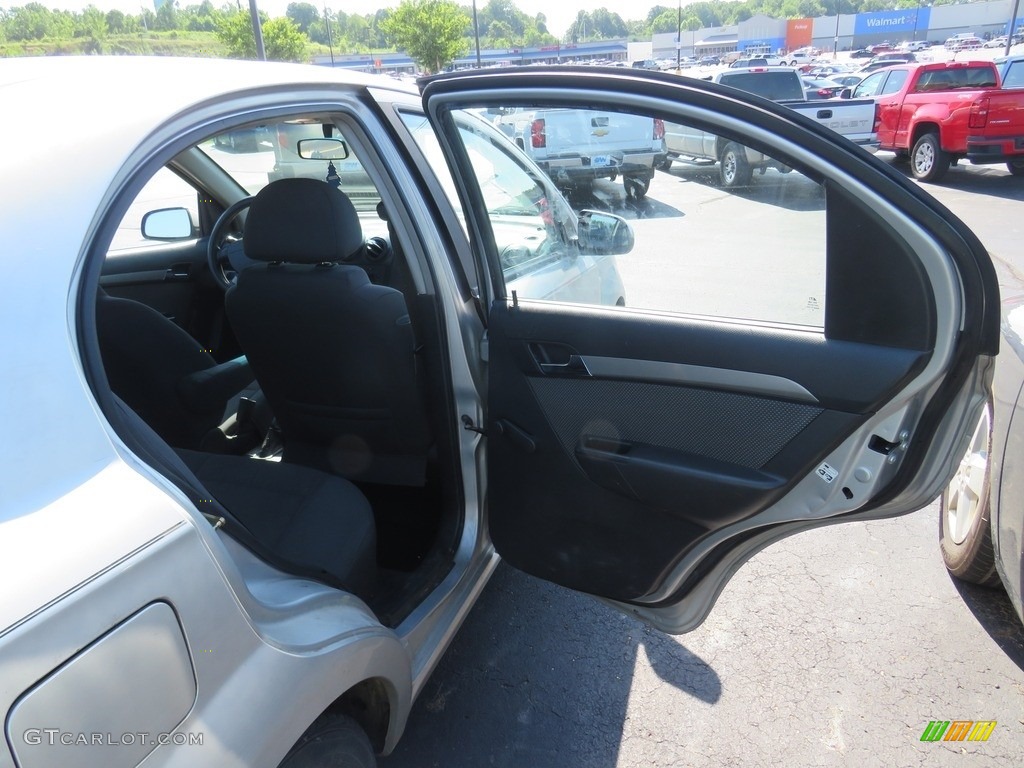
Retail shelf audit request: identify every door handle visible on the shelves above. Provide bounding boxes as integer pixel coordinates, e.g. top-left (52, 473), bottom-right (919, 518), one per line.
top-left (538, 354), bottom-right (592, 377)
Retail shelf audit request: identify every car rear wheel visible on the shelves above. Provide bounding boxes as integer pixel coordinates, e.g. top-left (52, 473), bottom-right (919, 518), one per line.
top-left (910, 132), bottom-right (950, 183)
top-left (939, 403), bottom-right (1001, 587)
top-left (719, 142), bottom-right (752, 188)
top-left (278, 713), bottom-right (376, 768)
top-left (1008, 160), bottom-right (1024, 177)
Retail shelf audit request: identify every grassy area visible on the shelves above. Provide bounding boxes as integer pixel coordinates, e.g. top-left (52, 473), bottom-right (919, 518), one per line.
top-left (0, 31), bottom-right (229, 59)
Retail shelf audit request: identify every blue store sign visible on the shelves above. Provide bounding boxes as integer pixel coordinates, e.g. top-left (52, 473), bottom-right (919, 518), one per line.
top-left (854, 8), bottom-right (931, 36)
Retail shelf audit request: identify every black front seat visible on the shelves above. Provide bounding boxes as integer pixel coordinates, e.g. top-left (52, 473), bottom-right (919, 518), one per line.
top-left (96, 290), bottom-right (255, 449)
top-left (225, 178), bottom-right (432, 486)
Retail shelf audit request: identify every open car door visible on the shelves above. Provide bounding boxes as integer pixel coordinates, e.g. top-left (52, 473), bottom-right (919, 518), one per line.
top-left (420, 68), bottom-right (1000, 633)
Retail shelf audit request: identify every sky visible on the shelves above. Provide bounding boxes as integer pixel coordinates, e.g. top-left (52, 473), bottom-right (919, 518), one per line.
top-left (33, 1), bottom-right (687, 38)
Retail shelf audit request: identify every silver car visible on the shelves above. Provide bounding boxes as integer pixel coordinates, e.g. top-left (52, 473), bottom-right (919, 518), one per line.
top-left (0, 57), bottom-right (1000, 768)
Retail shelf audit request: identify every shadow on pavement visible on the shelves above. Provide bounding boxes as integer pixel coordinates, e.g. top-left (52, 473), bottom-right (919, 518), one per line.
top-left (660, 163), bottom-right (827, 212)
top-left (884, 156), bottom-right (1024, 202)
top-left (563, 179), bottom-right (686, 220)
top-left (950, 575), bottom-right (1024, 671)
top-left (381, 563), bottom-right (720, 768)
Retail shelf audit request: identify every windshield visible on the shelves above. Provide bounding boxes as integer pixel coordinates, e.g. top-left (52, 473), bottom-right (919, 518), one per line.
top-left (197, 120), bottom-right (385, 219)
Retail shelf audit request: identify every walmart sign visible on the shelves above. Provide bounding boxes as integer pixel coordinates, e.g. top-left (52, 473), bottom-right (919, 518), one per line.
top-left (854, 8), bottom-right (931, 36)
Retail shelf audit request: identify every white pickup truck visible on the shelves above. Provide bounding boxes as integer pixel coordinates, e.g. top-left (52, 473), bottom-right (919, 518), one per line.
top-left (662, 67), bottom-right (879, 188)
top-left (493, 108), bottom-right (667, 199)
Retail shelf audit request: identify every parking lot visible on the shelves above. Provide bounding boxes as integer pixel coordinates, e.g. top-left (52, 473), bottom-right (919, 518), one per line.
top-left (382, 158), bottom-right (1024, 767)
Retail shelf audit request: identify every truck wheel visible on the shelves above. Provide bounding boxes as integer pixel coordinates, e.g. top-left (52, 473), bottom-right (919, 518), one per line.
top-left (910, 132), bottom-right (950, 183)
top-left (719, 143), bottom-right (753, 188)
top-left (624, 176), bottom-right (650, 199)
top-left (658, 156), bottom-right (674, 172)
top-left (1008, 160), bottom-right (1024, 176)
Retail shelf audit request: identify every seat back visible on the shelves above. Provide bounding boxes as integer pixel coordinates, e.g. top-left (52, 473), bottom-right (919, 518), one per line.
top-left (226, 179), bottom-right (432, 485)
top-left (96, 290), bottom-right (223, 448)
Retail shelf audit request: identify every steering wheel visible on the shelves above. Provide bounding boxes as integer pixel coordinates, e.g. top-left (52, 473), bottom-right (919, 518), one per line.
top-left (207, 196), bottom-right (254, 291)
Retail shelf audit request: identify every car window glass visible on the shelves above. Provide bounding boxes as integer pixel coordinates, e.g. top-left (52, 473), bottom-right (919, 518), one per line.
top-left (198, 121), bottom-right (384, 227)
top-left (401, 109), bottom-right (577, 288)
top-left (113, 119), bottom-right (388, 252)
top-left (879, 69), bottom-right (909, 95)
top-left (853, 71), bottom-right (886, 98)
top-left (110, 168), bottom-right (199, 251)
top-left (1004, 61), bottom-right (1024, 89)
top-left (443, 104), bottom-right (827, 328)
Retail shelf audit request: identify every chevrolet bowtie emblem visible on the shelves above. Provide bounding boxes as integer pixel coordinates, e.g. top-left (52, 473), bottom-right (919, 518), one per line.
top-left (591, 128), bottom-right (609, 137)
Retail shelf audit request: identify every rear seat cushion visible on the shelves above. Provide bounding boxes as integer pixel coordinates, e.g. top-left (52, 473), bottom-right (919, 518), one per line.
top-left (178, 449), bottom-right (378, 598)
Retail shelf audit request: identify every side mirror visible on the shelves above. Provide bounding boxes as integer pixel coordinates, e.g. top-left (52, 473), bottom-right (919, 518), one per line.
top-left (141, 207), bottom-right (194, 240)
top-left (577, 210), bottom-right (634, 256)
top-left (298, 138), bottom-right (350, 160)
top-left (839, 88), bottom-right (853, 99)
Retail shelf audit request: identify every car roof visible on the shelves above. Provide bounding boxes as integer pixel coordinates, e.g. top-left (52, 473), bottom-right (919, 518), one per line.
top-left (0, 56), bottom-right (417, 274)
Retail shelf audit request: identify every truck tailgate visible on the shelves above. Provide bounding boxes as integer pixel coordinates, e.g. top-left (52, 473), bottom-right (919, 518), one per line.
top-left (788, 99), bottom-right (878, 150)
top-left (966, 89), bottom-right (1024, 162)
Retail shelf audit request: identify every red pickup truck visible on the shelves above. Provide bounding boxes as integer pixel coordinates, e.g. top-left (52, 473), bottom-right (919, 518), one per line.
top-left (849, 60), bottom-right (1024, 181)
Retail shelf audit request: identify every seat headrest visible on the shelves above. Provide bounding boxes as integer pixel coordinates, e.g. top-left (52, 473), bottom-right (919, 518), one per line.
top-left (243, 178), bottom-right (363, 264)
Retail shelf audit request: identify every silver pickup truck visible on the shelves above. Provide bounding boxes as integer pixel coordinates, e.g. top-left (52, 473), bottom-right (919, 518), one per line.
top-left (663, 67), bottom-right (878, 188)
top-left (494, 107), bottom-right (667, 199)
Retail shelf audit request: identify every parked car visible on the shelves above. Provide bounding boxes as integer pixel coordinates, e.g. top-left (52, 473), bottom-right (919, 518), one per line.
top-left (0, 56), bottom-right (1000, 768)
top-left (829, 74), bottom-right (865, 89)
top-left (802, 76), bottom-right (845, 100)
top-left (730, 57), bottom-right (769, 68)
top-left (850, 49), bottom-right (876, 59)
top-left (857, 54), bottom-right (917, 75)
top-left (848, 60), bottom-right (1024, 180)
top-left (984, 36), bottom-right (1008, 49)
top-left (940, 297), bottom-right (1024, 627)
top-left (945, 34), bottom-right (984, 51)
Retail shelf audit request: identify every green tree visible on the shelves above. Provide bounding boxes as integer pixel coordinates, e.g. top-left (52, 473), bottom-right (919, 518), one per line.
top-left (216, 10), bottom-right (308, 62)
top-left (154, 0), bottom-right (179, 32)
top-left (487, 19), bottom-right (514, 47)
top-left (264, 16), bottom-right (307, 61)
top-left (382, 0), bottom-right (469, 73)
top-left (286, 2), bottom-right (319, 34)
top-left (650, 9), bottom-right (678, 34)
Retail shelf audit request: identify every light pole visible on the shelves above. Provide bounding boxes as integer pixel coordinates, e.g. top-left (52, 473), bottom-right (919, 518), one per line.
top-left (323, 4), bottom-right (335, 66)
top-left (1008, 0), bottom-right (1022, 56)
top-left (247, 0), bottom-right (265, 61)
top-left (833, 0), bottom-right (841, 60)
top-left (471, 0), bottom-right (481, 68)
top-left (676, 0), bottom-right (681, 70)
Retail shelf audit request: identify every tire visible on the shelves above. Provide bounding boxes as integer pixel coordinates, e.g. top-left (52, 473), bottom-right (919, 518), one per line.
top-left (910, 132), bottom-right (950, 182)
top-left (1008, 159), bottom-right (1024, 176)
top-left (624, 175), bottom-right (650, 199)
top-left (719, 142), bottom-right (753, 188)
top-left (278, 714), bottom-right (376, 768)
top-left (658, 156), bottom-right (674, 172)
top-left (939, 403), bottom-right (1001, 587)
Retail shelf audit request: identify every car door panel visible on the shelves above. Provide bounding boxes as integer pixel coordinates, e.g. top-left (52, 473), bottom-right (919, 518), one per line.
top-left (421, 69), bottom-right (998, 628)
top-left (486, 299), bottom-right (925, 600)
